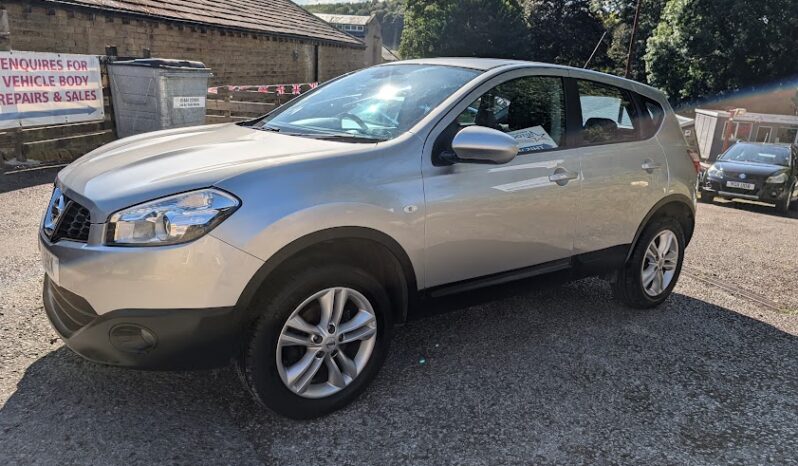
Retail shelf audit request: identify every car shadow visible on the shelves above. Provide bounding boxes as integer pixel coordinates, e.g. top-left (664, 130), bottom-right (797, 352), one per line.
top-left (0, 166), bottom-right (60, 194)
top-left (1, 278), bottom-right (796, 464)
top-left (708, 197), bottom-right (798, 219)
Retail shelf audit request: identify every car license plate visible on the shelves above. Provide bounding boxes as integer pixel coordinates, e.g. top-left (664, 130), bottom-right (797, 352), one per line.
top-left (726, 181), bottom-right (755, 190)
top-left (41, 247), bottom-right (60, 285)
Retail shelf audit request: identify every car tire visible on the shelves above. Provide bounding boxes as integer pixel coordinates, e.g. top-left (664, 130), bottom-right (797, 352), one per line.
top-left (776, 182), bottom-right (796, 214)
top-left (611, 217), bottom-right (686, 309)
top-left (776, 198), bottom-right (790, 214)
top-left (236, 262), bottom-right (392, 419)
top-left (699, 192), bottom-right (715, 203)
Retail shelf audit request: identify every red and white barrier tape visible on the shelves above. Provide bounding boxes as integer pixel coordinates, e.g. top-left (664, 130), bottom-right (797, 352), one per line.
top-left (208, 82), bottom-right (319, 95)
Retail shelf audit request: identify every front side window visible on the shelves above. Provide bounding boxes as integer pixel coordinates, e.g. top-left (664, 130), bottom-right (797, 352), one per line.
top-left (577, 80), bottom-right (639, 145)
top-left (255, 65), bottom-right (480, 142)
top-left (451, 76), bottom-right (566, 154)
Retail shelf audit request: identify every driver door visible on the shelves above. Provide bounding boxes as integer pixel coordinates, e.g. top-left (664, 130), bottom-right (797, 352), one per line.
top-left (422, 72), bottom-right (581, 288)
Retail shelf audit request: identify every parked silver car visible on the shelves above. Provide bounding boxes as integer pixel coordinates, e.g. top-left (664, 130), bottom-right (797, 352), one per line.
top-left (40, 59), bottom-right (698, 418)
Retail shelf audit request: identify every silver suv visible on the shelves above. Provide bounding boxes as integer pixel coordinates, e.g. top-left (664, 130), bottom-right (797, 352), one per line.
top-left (40, 59), bottom-right (698, 418)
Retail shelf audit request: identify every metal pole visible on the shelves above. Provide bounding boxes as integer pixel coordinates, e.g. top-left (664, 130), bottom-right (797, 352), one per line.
top-left (625, 0), bottom-right (643, 79)
top-left (0, 6), bottom-right (11, 52)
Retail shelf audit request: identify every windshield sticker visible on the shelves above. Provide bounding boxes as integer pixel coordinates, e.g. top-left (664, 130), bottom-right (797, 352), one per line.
top-left (508, 126), bottom-right (558, 153)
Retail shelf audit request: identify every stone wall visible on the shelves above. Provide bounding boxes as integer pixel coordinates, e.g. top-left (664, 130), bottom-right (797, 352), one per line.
top-left (3, 1), bottom-right (366, 85)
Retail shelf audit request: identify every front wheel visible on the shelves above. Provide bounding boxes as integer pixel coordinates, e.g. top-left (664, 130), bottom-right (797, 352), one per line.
top-left (612, 218), bottom-right (686, 309)
top-left (699, 191), bottom-right (715, 203)
top-left (775, 182), bottom-right (796, 214)
top-left (237, 263), bottom-right (392, 419)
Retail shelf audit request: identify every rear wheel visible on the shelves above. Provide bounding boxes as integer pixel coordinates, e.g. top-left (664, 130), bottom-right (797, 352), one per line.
top-left (237, 263), bottom-right (392, 419)
top-left (612, 218), bottom-right (685, 309)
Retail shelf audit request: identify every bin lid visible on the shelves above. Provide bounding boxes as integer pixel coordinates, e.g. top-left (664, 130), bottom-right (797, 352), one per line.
top-left (110, 58), bottom-right (209, 70)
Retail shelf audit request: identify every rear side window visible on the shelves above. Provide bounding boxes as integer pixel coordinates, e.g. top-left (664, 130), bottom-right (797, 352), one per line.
top-left (576, 80), bottom-right (640, 145)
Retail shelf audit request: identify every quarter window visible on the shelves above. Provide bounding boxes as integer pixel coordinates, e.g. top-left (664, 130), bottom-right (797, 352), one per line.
top-left (643, 98), bottom-right (665, 138)
top-left (577, 80), bottom-right (640, 145)
top-left (452, 76), bottom-right (566, 154)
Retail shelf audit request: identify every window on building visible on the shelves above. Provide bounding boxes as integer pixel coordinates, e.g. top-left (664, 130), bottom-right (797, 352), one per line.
top-left (576, 80), bottom-right (639, 145)
top-left (755, 126), bottom-right (773, 142)
top-left (723, 122), bottom-right (753, 142)
top-left (450, 76), bottom-right (566, 154)
top-left (775, 127), bottom-right (798, 144)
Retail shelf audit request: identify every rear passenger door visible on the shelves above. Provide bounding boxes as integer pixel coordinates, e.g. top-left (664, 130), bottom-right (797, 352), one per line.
top-left (571, 78), bottom-right (668, 254)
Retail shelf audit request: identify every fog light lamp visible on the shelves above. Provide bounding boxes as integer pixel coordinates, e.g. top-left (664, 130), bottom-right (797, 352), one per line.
top-left (110, 325), bottom-right (157, 353)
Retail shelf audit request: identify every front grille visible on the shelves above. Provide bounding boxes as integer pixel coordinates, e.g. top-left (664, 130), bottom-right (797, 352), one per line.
top-left (52, 198), bottom-right (91, 242)
top-left (43, 275), bottom-right (98, 337)
top-left (724, 172), bottom-right (767, 184)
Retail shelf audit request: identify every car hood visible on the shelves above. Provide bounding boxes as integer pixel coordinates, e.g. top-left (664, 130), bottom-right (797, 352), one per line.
top-left (57, 124), bottom-right (358, 217)
top-left (712, 160), bottom-right (787, 176)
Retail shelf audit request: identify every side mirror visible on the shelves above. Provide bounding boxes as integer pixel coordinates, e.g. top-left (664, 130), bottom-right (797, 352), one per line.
top-left (451, 126), bottom-right (518, 165)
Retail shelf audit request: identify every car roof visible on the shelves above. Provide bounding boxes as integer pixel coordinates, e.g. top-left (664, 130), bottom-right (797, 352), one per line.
top-left (383, 58), bottom-right (666, 101)
top-left (734, 142), bottom-right (791, 147)
top-left (392, 57), bottom-right (537, 71)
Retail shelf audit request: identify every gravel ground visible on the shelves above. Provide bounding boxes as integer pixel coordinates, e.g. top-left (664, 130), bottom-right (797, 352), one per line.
top-left (1, 168), bottom-right (797, 465)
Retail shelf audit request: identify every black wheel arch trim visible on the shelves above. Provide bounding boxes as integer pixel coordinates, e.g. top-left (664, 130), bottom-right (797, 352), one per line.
top-left (627, 193), bottom-right (695, 262)
top-left (234, 227), bottom-right (418, 325)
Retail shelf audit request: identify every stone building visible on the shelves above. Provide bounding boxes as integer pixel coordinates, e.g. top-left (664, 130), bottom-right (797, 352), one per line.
top-left (0, 0), bottom-right (367, 85)
top-left (314, 13), bottom-right (382, 67)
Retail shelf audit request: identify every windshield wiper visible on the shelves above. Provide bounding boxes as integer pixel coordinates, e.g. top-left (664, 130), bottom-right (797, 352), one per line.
top-left (304, 133), bottom-right (387, 143)
top-left (254, 125), bottom-right (281, 133)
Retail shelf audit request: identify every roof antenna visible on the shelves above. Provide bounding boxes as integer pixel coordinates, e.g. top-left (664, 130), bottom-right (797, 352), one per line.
top-left (584, 31), bottom-right (607, 69)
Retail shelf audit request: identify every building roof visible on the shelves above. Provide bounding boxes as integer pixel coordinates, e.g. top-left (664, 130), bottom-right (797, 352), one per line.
top-left (314, 13), bottom-right (373, 26)
top-left (696, 109), bottom-right (798, 126)
top-left (49, 0), bottom-right (364, 46)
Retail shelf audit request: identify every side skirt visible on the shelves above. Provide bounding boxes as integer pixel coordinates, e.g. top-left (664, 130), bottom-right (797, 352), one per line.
top-left (423, 245), bottom-right (631, 299)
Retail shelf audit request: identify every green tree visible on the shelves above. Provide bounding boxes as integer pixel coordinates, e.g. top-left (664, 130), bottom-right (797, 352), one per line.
top-left (594, 0), bottom-right (664, 81)
top-left (646, 0), bottom-right (798, 104)
top-left (400, 0), bottom-right (530, 59)
top-left (523, 0), bottom-right (606, 67)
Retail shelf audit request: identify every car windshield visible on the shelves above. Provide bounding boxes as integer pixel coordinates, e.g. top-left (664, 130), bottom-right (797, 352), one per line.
top-left (251, 65), bottom-right (481, 142)
top-left (719, 143), bottom-right (791, 167)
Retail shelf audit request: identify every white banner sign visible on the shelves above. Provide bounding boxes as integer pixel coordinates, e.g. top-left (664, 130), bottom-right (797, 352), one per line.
top-left (0, 51), bottom-right (104, 129)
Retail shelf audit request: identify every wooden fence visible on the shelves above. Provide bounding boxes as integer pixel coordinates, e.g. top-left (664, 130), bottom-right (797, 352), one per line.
top-left (205, 87), bottom-right (296, 124)
top-left (0, 59), bottom-right (116, 167)
top-left (0, 65), bottom-right (308, 170)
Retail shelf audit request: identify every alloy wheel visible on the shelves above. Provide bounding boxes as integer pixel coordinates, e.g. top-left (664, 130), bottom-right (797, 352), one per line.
top-left (640, 230), bottom-right (680, 297)
top-left (276, 287), bottom-right (377, 399)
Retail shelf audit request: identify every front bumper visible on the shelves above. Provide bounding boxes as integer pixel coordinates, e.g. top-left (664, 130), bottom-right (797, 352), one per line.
top-left (39, 232), bottom-right (264, 369)
top-left (44, 276), bottom-right (240, 369)
top-left (701, 177), bottom-right (789, 203)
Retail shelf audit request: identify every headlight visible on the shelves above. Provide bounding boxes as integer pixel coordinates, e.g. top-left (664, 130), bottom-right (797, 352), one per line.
top-left (766, 172), bottom-right (788, 184)
top-left (106, 188), bottom-right (239, 246)
top-left (707, 166), bottom-right (724, 178)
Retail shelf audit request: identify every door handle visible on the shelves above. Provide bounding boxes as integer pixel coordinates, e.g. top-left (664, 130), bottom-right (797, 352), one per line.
top-left (642, 160), bottom-right (663, 172)
top-left (549, 169), bottom-right (579, 186)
